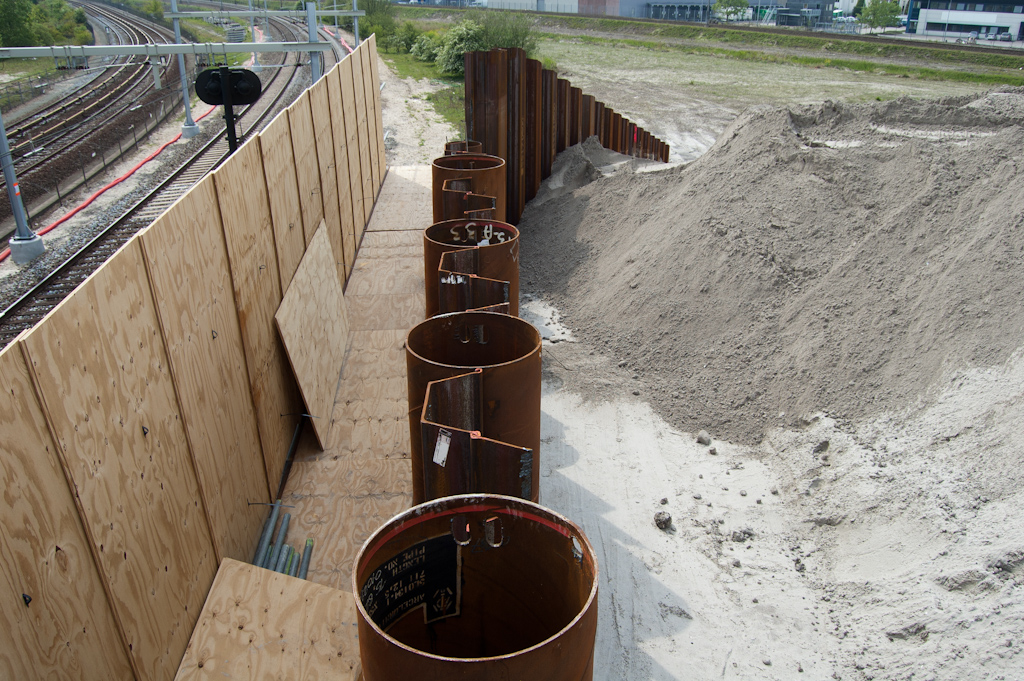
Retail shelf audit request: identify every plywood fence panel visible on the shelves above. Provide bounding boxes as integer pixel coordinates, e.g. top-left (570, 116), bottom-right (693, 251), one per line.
top-left (140, 178), bottom-right (271, 565)
top-left (349, 48), bottom-right (374, 226)
top-left (326, 67), bottom-right (357, 284)
top-left (213, 138), bottom-right (300, 496)
top-left (366, 34), bottom-right (387, 194)
top-left (174, 559), bottom-right (360, 681)
top-left (0, 340), bottom-right (133, 681)
top-left (358, 39), bottom-right (382, 196)
top-left (258, 109), bottom-right (307, 292)
top-left (309, 78), bottom-right (348, 289)
top-left (338, 56), bottom-right (366, 246)
top-left (288, 91), bottom-right (324, 249)
top-left (22, 239), bottom-right (218, 681)
top-left (275, 222), bottom-right (351, 450)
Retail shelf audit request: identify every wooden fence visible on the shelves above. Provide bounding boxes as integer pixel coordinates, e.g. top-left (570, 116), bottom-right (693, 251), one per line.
top-left (0, 36), bottom-right (385, 681)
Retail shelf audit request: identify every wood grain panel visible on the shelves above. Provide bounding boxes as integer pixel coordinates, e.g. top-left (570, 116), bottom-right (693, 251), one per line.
top-left (213, 139), bottom-right (301, 496)
top-left (174, 559), bottom-right (360, 681)
top-left (361, 166), bottom-right (431, 233)
top-left (338, 56), bottom-right (366, 246)
top-left (360, 229), bottom-right (424, 248)
top-left (22, 239), bottom-right (217, 681)
top-left (141, 178), bottom-right (271, 565)
top-left (258, 110), bottom-right (307, 291)
top-left (0, 340), bottom-right (133, 681)
top-left (326, 67), bottom-right (357, 283)
top-left (349, 48), bottom-right (374, 227)
top-left (338, 330), bottom-right (407, 378)
top-left (357, 40), bottom-right (381, 196)
top-left (327, 412), bottom-right (409, 459)
top-left (282, 459), bottom-right (411, 589)
top-left (345, 293), bottom-right (422, 332)
top-left (275, 222), bottom-right (351, 450)
top-left (309, 80), bottom-right (348, 288)
top-left (366, 34), bottom-right (387, 193)
top-left (344, 256), bottom-right (422, 297)
top-left (288, 91), bottom-right (324, 248)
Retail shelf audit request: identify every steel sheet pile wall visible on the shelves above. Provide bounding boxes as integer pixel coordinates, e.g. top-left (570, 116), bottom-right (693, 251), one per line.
top-left (0, 37), bottom-right (385, 681)
top-left (465, 47), bottom-right (670, 224)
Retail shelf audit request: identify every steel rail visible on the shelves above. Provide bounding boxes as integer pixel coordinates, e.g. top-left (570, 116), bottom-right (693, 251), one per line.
top-left (0, 16), bottom-right (341, 349)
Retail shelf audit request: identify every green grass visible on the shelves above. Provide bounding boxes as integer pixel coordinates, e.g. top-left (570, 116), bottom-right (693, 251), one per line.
top-left (381, 51), bottom-right (465, 130)
top-left (550, 32), bottom-right (1024, 86)
top-left (427, 82), bottom-right (466, 132)
top-left (536, 15), bottom-right (1024, 70)
top-left (382, 51), bottom-right (460, 83)
top-left (0, 58), bottom-right (59, 79)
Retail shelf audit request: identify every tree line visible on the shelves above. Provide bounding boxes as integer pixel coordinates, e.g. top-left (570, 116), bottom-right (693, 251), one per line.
top-left (0, 0), bottom-right (92, 47)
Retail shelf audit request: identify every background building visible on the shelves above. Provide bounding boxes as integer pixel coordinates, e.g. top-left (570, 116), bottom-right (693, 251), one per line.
top-left (906, 0), bottom-right (1024, 38)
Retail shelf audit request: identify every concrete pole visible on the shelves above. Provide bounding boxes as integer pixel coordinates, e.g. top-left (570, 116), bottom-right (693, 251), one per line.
top-left (170, 0), bottom-right (200, 138)
top-left (250, 0), bottom-right (262, 72)
top-left (353, 0), bottom-right (361, 45)
top-left (0, 108), bottom-right (45, 264)
top-left (307, 2), bottom-right (321, 83)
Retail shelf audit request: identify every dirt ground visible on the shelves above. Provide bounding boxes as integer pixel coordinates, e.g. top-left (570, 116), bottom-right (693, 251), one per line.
top-left (382, 37), bottom-right (1022, 681)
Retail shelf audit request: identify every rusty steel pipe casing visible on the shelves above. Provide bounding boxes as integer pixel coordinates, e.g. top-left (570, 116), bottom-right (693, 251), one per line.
top-left (432, 154), bottom-right (507, 224)
top-left (444, 140), bottom-right (483, 155)
top-left (406, 312), bottom-right (541, 505)
top-left (423, 219), bottom-right (520, 319)
top-left (353, 494), bottom-right (599, 681)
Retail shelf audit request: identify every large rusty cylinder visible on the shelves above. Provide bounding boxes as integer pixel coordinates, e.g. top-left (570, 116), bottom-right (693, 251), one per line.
top-left (444, 140), bottom-right (483, 155)
top-left (423, 219), bottom-right (520, 319)
top-left (431, 154), bottom-right (507, 223)
top-left (420, 370), bottom-right (533, 500)
top-left (438, 251), bottom-right (510, 316)
top-left (353, 494), bottom-right (599, 681)
top-left (440, 178), bottom-right (497, 222)
top-left (406, 312), bottom-right (541, 505)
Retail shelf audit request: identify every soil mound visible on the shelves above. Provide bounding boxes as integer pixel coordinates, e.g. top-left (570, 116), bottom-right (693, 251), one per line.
top-left (519, 88), bottom-right (1024, 444)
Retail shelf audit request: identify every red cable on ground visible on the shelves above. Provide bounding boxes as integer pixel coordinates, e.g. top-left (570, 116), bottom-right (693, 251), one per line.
top-left (1, 105), bottom-right (216, 263)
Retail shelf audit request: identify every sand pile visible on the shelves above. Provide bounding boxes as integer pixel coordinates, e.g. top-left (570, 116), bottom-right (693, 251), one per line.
top-left (520, 88), bottom-right (1024, 445)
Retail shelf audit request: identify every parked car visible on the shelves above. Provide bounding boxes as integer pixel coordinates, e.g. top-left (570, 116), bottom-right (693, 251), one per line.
top-left (997, 31), bottom-right (1013, 41)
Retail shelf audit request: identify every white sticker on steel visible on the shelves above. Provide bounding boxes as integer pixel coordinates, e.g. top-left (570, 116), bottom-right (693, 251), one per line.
top-left (433, 429), bottom-right (452, 467)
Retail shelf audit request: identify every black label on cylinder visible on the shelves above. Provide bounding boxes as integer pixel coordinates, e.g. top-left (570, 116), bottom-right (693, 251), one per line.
top-left (360, 534), bottom-right (462, 631)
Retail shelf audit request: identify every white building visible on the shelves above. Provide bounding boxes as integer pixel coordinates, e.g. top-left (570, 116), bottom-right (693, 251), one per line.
top-left (908, 0), bottom-right (1024, 39)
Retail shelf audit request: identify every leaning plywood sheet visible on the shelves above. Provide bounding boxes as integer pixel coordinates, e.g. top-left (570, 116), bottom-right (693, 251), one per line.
top-left (141, 177), bottom-right (271, 564)
top-left (366, 34), bottom-right (388, 192)
top-left (326, 67), bottom-right (357, 282)
top-left (309, 79), bottom-right (347, 288)
top-left (275, 221), bottom-right (351, 449)
top-left (258, 109), bottom-right (307, 291)
top-left (349, 48), bottom-right (375, 226)
top-left (338, 56), bottom-right (366, 247)
top-left (288, 91), bottom-right (324, 248)
top-left (357, 39), bottom-right (382, 194)
top-left (0, 339), bottom-right (134, 681)
top-left (174, 559), bottom-right (360, 681)
top-left (22, 239), bottom-right (218, 681)
top-left (214, 138), bottom-right (301, 497)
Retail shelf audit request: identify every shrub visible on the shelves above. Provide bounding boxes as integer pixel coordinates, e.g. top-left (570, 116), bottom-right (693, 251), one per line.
top-left (480, 10), bottom-right (537, 56)
top-left (436, 19), bottom-right (486, 75)
top-left (396, 20), bottom-right (420, 52)
top-left (411, 31), bottom-right (443, 62)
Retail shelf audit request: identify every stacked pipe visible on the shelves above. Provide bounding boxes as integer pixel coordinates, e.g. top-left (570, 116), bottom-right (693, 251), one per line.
top-left (251, 500), bottom-right (314, 579)
top-left (465, 47), bottom-right (671, 224)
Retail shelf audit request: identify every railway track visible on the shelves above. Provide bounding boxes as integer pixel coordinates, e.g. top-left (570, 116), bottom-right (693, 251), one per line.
top-left (0, 3), bottom-right (177, 222)
top-left (0, 12), bottom-right (343, 349)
